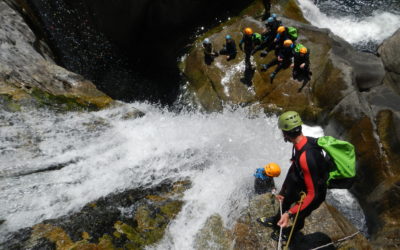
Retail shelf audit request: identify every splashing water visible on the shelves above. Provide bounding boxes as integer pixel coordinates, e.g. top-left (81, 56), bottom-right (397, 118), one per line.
top-left (0, 103), bottom-right (366, 246)
top-left (298, 0), bottom-right (400, 49)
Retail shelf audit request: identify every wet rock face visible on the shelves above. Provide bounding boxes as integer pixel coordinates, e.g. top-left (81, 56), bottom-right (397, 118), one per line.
top-left (0, 1), bottom-right (112, 111)
top-left (196, 194), bottom-right (371, 249)
top-left (2, 181), bottom-right (190, 249)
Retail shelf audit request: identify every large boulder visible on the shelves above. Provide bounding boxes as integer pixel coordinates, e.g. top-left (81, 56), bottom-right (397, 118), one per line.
top-left (182, 15), bottom-right (384, 122)
top-left (0, 1), bottom-right (112, 111)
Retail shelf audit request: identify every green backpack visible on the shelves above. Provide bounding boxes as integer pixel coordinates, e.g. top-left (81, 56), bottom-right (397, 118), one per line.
top-left (287, 27), bottom-right (298, 41)
top-left (253, 33), bottom-right (263, 44)
top-left (294, 43), bottom-right (306, 53)
top-left (317, 136), bottom-right (356, 189)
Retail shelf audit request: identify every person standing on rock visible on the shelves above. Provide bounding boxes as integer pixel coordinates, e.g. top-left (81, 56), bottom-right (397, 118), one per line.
top-left (261, 39), bottom-right (294, 82)
top-left (219, 35), bottom-right (237, 61)
top-left (252, 14), bottom-right (282, 57)
top-left (203, 38), bottom-right (219, 65)
top-left (262, 0), bottom-right (271, 20)
top-left (257, 111), bottom-right (328, 243)
top-left (292, 45), bottom-right (312, 92)
top-left (239, 27), bottom-right (262, 69)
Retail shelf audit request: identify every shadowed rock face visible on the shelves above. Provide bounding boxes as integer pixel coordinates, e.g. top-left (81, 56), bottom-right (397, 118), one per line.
top-left (0, 1), bottom-right (113, 111)
top-left (11, 0), bottom-right (254, 103)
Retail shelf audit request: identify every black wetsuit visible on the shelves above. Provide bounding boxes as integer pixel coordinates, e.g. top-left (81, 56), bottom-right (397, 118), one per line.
top-left (272, 136), bottom-right (328, 234)
top-left (240, 34), bottom-right (261, 67)
top-left (203, 43), bottom-right (218, 65)
top-left (262, 0), bottom-right (271, 20)
top-left (274, 29), bottom-right (290, 56)
top-left (219, 39), bottom-right (237, 60)
top-left (265, 44), bottom-right (294, 75)
top-left (253, 19), bottom-right (282, 55)
top-left (293, 51), bottom-right (311, 83)
top-left (254, 176), bottom-right (275, 194)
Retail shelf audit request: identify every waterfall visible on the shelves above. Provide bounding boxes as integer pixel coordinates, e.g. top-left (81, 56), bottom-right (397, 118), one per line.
top-left (0, 102), bottom-right (367, 246)
top-left (298, 0), bottom-right (400, 51)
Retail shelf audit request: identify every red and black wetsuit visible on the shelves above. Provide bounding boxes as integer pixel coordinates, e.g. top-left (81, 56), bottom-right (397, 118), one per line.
top-left (276, 136), bottom-right (328, 233)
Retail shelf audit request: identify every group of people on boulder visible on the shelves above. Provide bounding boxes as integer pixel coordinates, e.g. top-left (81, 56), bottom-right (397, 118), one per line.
top-left (202, 14), bottom-right (312, 88)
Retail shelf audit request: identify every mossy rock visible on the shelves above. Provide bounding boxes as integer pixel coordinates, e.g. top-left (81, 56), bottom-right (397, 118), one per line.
top-left (3, 181), bottom-right (189, 250)
top-left (194, 214), bottom-right (234, 250)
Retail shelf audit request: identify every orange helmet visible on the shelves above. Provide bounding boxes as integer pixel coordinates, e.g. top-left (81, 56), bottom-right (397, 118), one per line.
top-left (283, 39), bottom-right (293, 47)
top-left (244, 27), bottom-right (253, 35)
top-left (277, 26), bottom-right (285, 34)
top-left (264, 163), bottom-right (281, 177)
top-left (299, 47), bottom-right (308, 54)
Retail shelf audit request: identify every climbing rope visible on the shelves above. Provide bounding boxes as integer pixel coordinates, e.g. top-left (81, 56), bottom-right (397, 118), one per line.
top-left (271, 189), bottom-right (284, 250)
top-left (277, 198), bottom-right (283, 250)
top-left (284, 191), bottom-right (306, 250)
top-left (309, 231), bottom-right (360, 250)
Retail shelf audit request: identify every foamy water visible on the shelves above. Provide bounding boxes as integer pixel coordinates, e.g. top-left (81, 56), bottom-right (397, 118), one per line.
top-left (298, 0), bottom-right (400, 45)
top-left (0, 103), bottom-right (366, 247)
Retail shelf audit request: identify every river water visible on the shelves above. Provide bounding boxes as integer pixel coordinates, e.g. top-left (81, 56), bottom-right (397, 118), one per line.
top-left (299, 0), bottom-right (400, 51)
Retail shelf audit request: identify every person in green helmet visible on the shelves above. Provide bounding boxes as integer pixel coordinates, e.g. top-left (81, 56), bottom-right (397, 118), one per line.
top-left (257, 111), bottom-right (329, 244)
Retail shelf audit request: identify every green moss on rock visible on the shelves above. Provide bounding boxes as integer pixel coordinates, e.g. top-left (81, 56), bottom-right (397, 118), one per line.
top-left (30, 88), bottom-right (101, 111)
top-left (0, 94), bottom-right (22, 112)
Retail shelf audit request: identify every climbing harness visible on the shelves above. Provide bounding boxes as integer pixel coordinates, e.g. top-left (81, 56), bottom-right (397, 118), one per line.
top-left (309, 231), bottom-right (360, 250)
top-left (284, 191), bottom-right (306, 250)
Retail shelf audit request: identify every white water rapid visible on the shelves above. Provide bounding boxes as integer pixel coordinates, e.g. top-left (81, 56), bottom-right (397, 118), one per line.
top-left (0, 102), bottom-right (367, 247)
top-left (298, 0), bottom-right (400, 45)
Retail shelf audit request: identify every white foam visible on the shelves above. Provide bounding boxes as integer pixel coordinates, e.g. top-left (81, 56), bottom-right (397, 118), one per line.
top-left (0, 104), bottom-right (291, 243)
top-left (0, 104), bottom-right (366, 247)
top-left (298, 0), bottom-right (400, 44)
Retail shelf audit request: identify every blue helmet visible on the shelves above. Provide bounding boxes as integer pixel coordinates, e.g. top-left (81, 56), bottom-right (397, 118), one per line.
top-left (271, 13), bottom-right (277, 19)
top-left (225, 35), bottom-right (232, 40)
top-left (267, 17), bottom-right (274, 23)
top-left (203, 38), bottom-right (211, 44)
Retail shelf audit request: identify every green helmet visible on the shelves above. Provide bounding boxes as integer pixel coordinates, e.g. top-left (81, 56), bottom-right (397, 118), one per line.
top-left (278, 111), bottom-right (303, 131)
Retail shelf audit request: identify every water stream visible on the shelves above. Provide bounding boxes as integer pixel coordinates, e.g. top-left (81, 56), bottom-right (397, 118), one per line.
top-left (0, 102), bottom-right (367, 247)
top-left (298, 0), bottom-right (400, 51)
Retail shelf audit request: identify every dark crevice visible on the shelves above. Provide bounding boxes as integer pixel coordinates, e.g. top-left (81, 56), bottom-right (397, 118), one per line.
top-left (20, 0), bottom-right (254, 105)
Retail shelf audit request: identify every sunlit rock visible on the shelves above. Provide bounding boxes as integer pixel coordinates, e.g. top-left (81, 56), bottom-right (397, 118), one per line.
top-left (2, 181), bottom-right (190, 249)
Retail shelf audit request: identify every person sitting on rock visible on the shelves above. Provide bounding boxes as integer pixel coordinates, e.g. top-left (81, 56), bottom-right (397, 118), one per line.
top-left (239, 27), bottom-right (262, 69)
top-left (261, 39), bottom-right (294, 82)
top-left (274, 26), bottom-right (290, 54)
top-left (257, 111), bottom-right (328, 244)
top-left (252, 14), bottom-right (282, 57)
top-left (254, 162), bottom-right (281, 194)
top-left (203, 38), bottom-right (219, 65)
top-left (219, 35), bottom-right (237, 61)
top-left (292, 45), bottom-right (312, 92)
